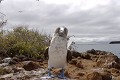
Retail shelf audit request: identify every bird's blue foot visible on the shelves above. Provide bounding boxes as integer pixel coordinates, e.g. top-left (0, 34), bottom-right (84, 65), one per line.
top-left (47, 68), bottom-right (54, 78)
top-left (58, 68), bottom-right (67, 79)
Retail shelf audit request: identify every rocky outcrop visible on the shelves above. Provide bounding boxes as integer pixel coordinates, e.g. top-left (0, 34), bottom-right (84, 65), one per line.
top-left (0, 49), bottom-right (120, 80)
top-left (96, 54), bottom-right (120, 69)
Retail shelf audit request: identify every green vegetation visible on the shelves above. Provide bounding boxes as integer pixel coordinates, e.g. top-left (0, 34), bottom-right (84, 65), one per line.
top-left (0, 26), bottom-right (50, 58)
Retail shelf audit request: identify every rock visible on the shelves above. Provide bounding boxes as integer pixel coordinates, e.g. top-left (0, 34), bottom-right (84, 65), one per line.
top-left (23, 61), bottom-right (40, 71)
top-left (12, 57), bottom-right (21, 62)
top-left (76, 60), bottom-right (83, 68)
top-left (0, 57), bottom-right (2, 64)
top-left (2, 57), bottom-right (12, 63)
top-left (101, 72), bottom-right (112, 80)
top-left (110, 68), bottom-right (120, 77)
top-left (96, 53), bottom-right (120, 69)
top-left (111, 68), bottom-right (119, 73)
top-left (64, 70), bottom-right (70, 78)
top-left (12, 67), bottom-right (24, 73)
top-left (69, 59), bottom-right (77, 65)
top-left (86, 72), bottom-right (102, 80)
top-left (0, 73), bottom-right (13, 79)
top-left (91, 57), bottom-right (98, 62)
top-left (3, 66), bottom-right (12, 73)
top-left (17, 55), bottom-right (29, 61)
top-left (0, 63), bottom-right (9, 67)
top-left (77, 72), bottom-right (85, 76)
top-left (0, 67), bottom-right (10, 75)
top-left (106, 61), bottom-right (120, 69)
top-left (81, 53), bottom-right (91, 59)
top-left (71, 51), bottom-right (81, 58)
top-left (9, 60), bottom-right (17, 65)
top-left (1, 57), bottom-right (17, 65)
top-left (87, 49), bottom-right (96, 54)
top-left (95, 50), bottom-right (108, 55)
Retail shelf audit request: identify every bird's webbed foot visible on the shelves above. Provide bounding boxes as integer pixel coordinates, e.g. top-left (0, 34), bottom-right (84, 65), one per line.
top-left (47, 68), bottom-right (55, 78)
top-left (58, 68), bottom-right (67, 79)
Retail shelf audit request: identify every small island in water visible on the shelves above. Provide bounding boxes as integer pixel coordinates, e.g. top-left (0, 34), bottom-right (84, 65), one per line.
top-left (109, 41), bottom-right (120, 44)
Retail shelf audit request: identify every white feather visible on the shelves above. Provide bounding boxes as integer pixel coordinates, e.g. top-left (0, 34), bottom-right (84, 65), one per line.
top-left (48, 36), bottom-right (67, 68)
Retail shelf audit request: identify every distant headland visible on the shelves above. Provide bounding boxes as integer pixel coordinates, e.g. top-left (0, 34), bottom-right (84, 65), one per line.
top-left (109, 41), bottom-right (120, 44)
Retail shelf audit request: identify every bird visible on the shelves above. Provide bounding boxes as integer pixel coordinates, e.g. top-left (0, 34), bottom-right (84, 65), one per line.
top-left (44, 27), bottom-right (72, 79)
top-left (18, 11), bottom-right (23, 13)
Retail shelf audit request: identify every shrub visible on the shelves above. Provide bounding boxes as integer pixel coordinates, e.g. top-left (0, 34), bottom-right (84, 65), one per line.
top-left (0, 26), bottom-right (50, 58)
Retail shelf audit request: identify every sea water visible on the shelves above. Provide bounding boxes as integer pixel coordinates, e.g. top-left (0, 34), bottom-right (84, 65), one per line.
top-left (75, 44), bottom-right (120, 58)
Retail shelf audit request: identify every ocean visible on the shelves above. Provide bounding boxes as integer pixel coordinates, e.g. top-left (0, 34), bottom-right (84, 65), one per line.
top-left (74, 43), bottom-right (120, 58)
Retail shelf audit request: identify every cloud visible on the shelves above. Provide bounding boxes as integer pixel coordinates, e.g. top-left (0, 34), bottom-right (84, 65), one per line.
top-left (1, 0), bottom-right (120, 42)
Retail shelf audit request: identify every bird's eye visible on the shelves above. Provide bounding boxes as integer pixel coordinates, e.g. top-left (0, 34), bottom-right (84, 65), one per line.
top-left (64, 28), bottom-right (68, 35)
top-left (55, 27), bottom-right (60, 33)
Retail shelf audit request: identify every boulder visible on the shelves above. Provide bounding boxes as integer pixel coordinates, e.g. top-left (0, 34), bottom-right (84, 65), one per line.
top-left (71, 51), bottom-right (81, 58)
top-left (2, 57), bottom-right (12, 63)
top-left (87, 49), bottom-right (96, 54)
top-left (23, 61), bottom-right (40, 71)
top-left (12, 57), bottom-right (21, 62)
top-left (81, 53), bottom-right (91, 59)
top-left (0, 67), bottom-right (10, 75)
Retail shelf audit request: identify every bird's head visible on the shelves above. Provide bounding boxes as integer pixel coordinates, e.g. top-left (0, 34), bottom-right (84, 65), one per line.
top-left (54, 27), bottom-right (68, 37)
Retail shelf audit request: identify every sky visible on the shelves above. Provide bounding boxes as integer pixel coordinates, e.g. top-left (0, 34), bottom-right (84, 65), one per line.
top-left (0, 0), bottom-right (120, 43)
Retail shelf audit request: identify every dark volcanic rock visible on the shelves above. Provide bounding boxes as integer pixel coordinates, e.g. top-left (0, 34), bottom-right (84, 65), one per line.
top-left (81, 53), bottom-right (91, 59)
top-left (17, 55), bottom-right (29, 61)
top-left (71, 51), bottom-right (82, 58)
top-left (87, 49), bottom-right (96, 54)
top-left (23, 61), bottom-right (40, 71)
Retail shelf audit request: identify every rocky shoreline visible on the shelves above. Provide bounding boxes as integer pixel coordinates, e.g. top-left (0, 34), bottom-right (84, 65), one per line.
top-left (0, 49), bottom-right (120, 80)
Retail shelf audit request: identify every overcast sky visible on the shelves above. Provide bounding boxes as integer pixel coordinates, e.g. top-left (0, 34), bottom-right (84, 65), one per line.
top-left (0, 0), bottom-right (120, 42)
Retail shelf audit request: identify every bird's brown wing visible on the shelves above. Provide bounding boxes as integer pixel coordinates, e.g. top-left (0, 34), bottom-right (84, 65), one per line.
top-left (44, 47), bottom-right (49, 60)
top-left (67, 50), bottom-right (72, 62)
